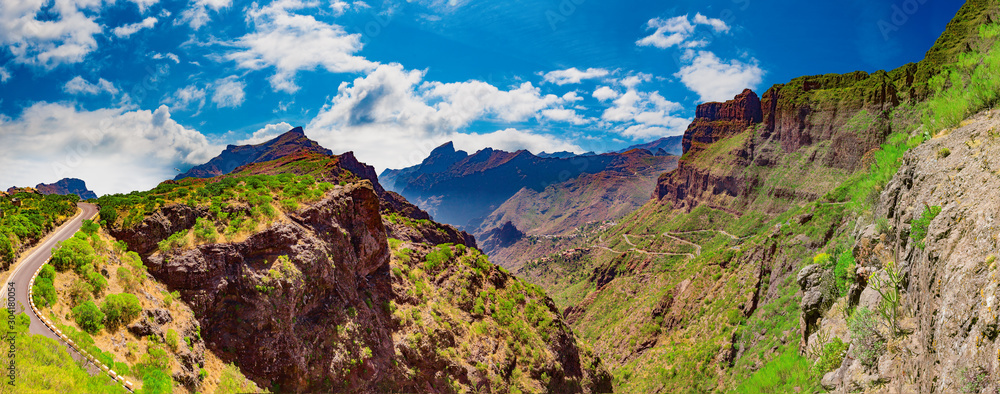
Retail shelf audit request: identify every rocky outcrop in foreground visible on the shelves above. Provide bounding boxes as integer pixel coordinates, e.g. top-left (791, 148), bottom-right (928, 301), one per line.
top-left (114, 180), bottom-right (607, 392)
top-left (816, 110), bottom-right (1000, 393)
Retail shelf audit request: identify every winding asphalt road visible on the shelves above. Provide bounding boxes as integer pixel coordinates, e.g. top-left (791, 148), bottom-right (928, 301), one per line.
top-left (7, 203), bottom-right (98, 358)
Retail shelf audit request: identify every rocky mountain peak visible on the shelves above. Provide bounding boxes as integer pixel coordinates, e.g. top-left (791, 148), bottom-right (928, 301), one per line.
top-left (176, 126), bottom-right (332, 180)
top-left (694, 88), bottom-right (763, 123)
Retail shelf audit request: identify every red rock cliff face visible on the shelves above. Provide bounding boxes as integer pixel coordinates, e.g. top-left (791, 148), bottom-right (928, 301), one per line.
top-left (657, 68), bottom-right (913, 212)
top-left (681, 89), bottom-right (762, 155)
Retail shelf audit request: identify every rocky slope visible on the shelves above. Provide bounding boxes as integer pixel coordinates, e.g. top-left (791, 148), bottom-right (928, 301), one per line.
top-left (101, 153), bottom-right (609, 392)
top-left (175, 127), bottom-right (332, 180)
top-left (379, 142), bottom-right (676, 229)
top-left (815, 109), bottom-right (1000, 393)
top-left (35, 178), bottom-right (98, 199)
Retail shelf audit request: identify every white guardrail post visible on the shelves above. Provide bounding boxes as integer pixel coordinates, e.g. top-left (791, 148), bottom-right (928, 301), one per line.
top-left (27, 252), bottom-right (136, 391)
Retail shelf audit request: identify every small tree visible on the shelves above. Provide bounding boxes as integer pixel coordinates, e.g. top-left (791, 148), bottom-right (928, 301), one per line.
top-left (73, 300), bottom-right (105, 334)
top-left (102, 293), bottom-right (142, 329)
top-left (81, 219), bottom-right (99, 235)
top-left (50, 234), bottom-right (95, 272)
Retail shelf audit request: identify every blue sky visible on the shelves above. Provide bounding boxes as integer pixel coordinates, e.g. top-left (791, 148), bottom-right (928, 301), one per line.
top-left (0, 0), bottom-right (964, 195)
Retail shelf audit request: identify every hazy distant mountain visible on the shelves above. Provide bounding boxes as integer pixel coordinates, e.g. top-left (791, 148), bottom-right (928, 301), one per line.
top-left (379, 142), bottom-right (677, 230)
top-left (33, 178), bottom-right (98, 199)
top-left (618, 135), bottom-right (683, 156)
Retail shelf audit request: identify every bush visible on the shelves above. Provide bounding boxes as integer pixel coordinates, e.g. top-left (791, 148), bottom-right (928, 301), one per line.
top-left (814, 337), bottom-right (848, 373)
top-left (73, 301), bottom-right (106, 334)
top-left (192, 217), bottom-right (218, 243)
top-left (81, 219), bottom-right (100, 235)
top-left (117, 266), bottom-right (136, 291)
top-left (137, 367), bottom-right (172, 394)
top-left (424, 246), bottom-right (452, 272)
top-left (157, 230), bottom-right (188, 253)
top-left (910, 205), bottom-right (942, 249)
top-left (68, 278), bottom-right (95, 307)
top-left (32, 277), bottom-right (57, 308)
top-left (163, 290), bottom-right (180, 308)
top-left (101, 293), bottom-right (142, 329)
top-left (51, 234), bottom-right (95, 272)
top-left (812, 253), bottom-right (832, 268)
top-left (85, 268), bottom-right (107, 297)
top-left (279, 199), bottom-right (299, 212)
top-left (165, 329), bottom-right (178, 351)
top-left (39, 263), bottom-right (56, 281)
top-left (847, 307), bottom-right (885, 370)
top-left (833, 250), bottom-right (856, 297)
top-left (0, 233), bottom-right (14, 266)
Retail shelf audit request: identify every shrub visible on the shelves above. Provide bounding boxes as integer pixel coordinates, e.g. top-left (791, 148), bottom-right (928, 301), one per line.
top-left (847, 307), bottom-right (885, 370)
top-left (910, 205), bottom-right (942, 249)
top-left (424, 246), bottom-right (452, 272)
top-left (193, 217), bottom-right (218, 243)
top-left (163, 291), bottom-right (180, 308)
top-left (157, 230), bottom-right (189, 253)
top-left (814, 337), bottom-right (848, 373)
top-left (833, 250), bottom-right (856, 297)
top-left (51, 234), bottom-right (95, 272)
top-left (101, 293), bottom-right (142, 329)
top-left (85, 268), bottom-right (107, 297)
top-left (38, 263), bottom-right (56, 281)
top-left (812, 253), bottom-right (832, 268)
top-left (81, 219), bottom-right (100, 235)
top-left (117, 266), bottom-right (136, 291)
top-left (137, 367), bottom-right (172, 394)
top-left (0, 233), bottom-right (14, 266)
top-left (32, 277), bottom-right (57, 308)
top-left (165, 329), bottom-right (178, 351)
top-left (279, 199), bottom-right (299, 212)
top-left (73, 300), bottom-right (106, 334)
top-left (68, 278), bottom-right (95, 307)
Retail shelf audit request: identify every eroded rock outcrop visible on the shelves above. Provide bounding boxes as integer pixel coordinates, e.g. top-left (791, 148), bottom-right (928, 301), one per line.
top-left (656, 68), bottom-right (915, 213)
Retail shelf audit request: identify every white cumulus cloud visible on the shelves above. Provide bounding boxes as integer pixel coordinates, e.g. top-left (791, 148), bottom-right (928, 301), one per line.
top-left (211, 76), bottom-right (246, 108)
top-left (306, 63), bottom-right (584, 171)
top-left (0, 0), bottom-right (104, 68)
top-left (64, 76), bottom-right (119, 96)
top-left (674, 50), bottom-right (764, 102)
top-left (0, 103), bottom-right (220, 195)
top-left (226, 0), bottom-right (377, 93)
top-left (163, 85), bottom-right (207, 112)
top-left (240, 122), bottom-right (295, 144)
top-left (636, 13), bottom-right (729, 49)
top-left (541, 67), bottom-right (610, 85)
top-left (180, 0), bottom-right (232, 29)
top-left (112, 17), bottom-right (158, 38)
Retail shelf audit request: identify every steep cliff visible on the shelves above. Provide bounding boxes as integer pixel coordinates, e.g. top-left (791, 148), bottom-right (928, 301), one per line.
top-left (815, 109), bottom-right (1000, 393)
top-left (656, 69), bottom-right (917, 215)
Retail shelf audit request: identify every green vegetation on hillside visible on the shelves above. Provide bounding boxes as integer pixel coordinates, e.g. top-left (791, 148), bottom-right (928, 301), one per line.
top-left (0, 192), bottom-right (77, 268)
top-left (0, 308), bottom-right (127, 393)
top-left (96, 173), bottom-right (335, 232)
